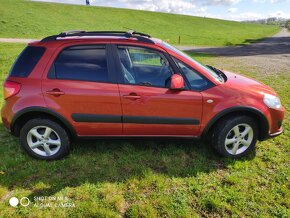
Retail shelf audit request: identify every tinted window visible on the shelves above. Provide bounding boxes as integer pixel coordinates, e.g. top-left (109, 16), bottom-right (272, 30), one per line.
top-left (52, 45), bottom-right (108, 82)
top-left (118, 46), bottom-right (173, 87)
top-left (9, 46), bottom-right (46, 77)
top-left (162, 42), bottom-right (223, 83)
top-left (174, 58), bottom-right (214, 91)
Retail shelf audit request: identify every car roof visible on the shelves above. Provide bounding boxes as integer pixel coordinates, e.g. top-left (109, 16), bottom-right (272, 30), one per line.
top-left (31, 36), bottom-right (161, 45)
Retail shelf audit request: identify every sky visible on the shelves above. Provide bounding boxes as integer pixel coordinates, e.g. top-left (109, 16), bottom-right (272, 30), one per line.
top-left (33, 0), bottom-right (290, 21)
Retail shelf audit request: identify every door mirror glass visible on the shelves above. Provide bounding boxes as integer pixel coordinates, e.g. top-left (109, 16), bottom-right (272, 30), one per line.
top-left (170, 74), bottom-right (184, 90)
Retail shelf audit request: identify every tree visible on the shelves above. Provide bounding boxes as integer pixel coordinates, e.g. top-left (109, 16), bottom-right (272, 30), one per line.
top-left (285, 20), bottom-right (290, 30)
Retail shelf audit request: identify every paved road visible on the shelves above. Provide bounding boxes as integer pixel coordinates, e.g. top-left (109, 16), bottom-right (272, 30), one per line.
top-left (0, 38), bottom-right (37, 43)
top-left (177, 29), bottom-right (290, 78)
top-left (177, 29), bottom-right (290, 57)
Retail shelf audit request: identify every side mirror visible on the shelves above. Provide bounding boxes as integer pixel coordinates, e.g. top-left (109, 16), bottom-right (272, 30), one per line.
top-left (170, 74), bottom-right (185, 90)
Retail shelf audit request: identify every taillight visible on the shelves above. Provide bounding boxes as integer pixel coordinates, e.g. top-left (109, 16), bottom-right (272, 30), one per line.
top-left (3, 80), bottom-right (21, 100)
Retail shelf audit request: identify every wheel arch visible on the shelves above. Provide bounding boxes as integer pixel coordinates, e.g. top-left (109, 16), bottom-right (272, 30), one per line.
top-left (11, 107), bottom-right (77, 139)
top-left (202, 106), bottom-right (269, 141)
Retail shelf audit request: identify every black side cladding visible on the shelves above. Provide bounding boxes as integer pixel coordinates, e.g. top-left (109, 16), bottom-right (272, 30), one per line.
top-left (71, 114), bottom-right (122, 123)
top-left (9, 46), bottom-right (46, 77)
top-left (71, 114), bottom-right (200, 125)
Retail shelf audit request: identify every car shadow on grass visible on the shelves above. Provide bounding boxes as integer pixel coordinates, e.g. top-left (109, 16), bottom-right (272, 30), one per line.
top-left (0, 124), bottom-right (256, 201)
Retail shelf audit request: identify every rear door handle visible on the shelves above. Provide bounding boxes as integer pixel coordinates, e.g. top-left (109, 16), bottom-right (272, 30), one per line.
top-left (123, 93), bottom-right (141, 100)
top-left (46, 88), bottom-right (65, 97)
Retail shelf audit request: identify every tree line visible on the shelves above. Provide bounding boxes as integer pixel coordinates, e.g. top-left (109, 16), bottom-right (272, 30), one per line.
top-left (244, 17), bottom-right (290, 30)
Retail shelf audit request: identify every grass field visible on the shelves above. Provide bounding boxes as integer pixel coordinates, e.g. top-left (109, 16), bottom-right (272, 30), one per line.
top-left (0, 43), bottom-right (289, 217)
top-left (0, 0), bottom-right (279, 46)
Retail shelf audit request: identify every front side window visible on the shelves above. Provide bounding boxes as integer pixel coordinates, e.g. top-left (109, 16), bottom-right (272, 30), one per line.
top-left (162, 42), bottom-right (224, 83)
top-left (118, 46), bottom-right (173, 88)
top-left (174, 58), bottom-right (214, 91)
top-left (50, 45), bottom-right (109, 82)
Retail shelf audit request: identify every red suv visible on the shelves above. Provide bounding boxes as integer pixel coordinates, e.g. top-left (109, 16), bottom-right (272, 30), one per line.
top-left (1, 31), bottom-right (285, 160)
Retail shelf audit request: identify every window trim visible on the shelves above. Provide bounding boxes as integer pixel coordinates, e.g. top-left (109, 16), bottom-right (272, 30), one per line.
top-left (47, 44), bottom-right (117, 84)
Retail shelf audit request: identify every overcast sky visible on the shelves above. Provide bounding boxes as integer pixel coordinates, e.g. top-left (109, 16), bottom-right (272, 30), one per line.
top-left (34, 0), bottom-right (290, 21)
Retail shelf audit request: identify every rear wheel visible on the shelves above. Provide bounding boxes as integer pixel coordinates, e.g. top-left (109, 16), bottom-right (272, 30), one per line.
top-left (212, 116), bottom-right (258, 158)
top-left (20, 118), bottom-right (70, 160)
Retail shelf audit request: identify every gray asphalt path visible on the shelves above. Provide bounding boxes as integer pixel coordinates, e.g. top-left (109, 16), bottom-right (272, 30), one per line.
top-left (177, 29), bottom-right (290, 57)
top-left (0, 38), bottom-right (37, 43)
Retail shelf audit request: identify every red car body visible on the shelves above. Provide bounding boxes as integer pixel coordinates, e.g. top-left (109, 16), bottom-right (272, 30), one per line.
top-left (1, 32), bottom-right (284, 144)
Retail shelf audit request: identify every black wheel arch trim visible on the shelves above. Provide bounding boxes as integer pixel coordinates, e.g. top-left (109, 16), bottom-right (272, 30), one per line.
top-left (11, 106), bottom-right (77, 138)
top-left (202, 106), bottom-right (269, 140)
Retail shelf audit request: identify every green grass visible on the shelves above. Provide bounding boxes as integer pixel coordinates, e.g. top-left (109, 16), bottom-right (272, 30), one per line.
top-left (0, 43), bottom-right (289, 217)
top-left (0, 0), bottom-right (280, 46)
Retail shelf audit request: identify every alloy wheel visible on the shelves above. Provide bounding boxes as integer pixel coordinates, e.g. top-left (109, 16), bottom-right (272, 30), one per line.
top-left (224, 123), bottom-right (254, 155)
top-left (27, 126), bottom-right (61, 157)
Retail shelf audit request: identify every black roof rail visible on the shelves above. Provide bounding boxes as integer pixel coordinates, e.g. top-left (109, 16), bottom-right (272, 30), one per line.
top-left (125, 30), bottom-right (151, 38)
top-left (59, 30), bottom-right (86, 36)
top-left (41, 30), bottom-right (154, 44)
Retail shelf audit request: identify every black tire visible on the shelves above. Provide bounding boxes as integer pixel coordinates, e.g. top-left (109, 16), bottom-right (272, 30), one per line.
top-left (211, 116), bottom-right (258, 158)
top-left (20, 118), bottom-right (70, 160)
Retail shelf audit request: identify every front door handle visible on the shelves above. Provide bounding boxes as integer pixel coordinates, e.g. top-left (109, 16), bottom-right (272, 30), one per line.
top-left (46, 88), bottom-right (65, 97)
top-left (123, 93), bottom-right (141, 100)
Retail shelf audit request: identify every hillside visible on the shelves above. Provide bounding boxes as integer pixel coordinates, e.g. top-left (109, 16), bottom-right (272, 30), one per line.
top-left (0, 0), bottom-right (280, 46)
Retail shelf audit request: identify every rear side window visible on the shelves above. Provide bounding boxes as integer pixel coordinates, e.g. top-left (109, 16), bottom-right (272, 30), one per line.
top-left (50, 45), bottom-right (109, 83)
top-left (9, 46), bottom-right (46, 77)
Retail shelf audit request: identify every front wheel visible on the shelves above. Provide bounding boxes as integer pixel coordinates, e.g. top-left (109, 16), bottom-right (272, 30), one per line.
top-left (212, 116), bottom-right (258, 158)
top-left (20, 118), bottom-right (70, 160)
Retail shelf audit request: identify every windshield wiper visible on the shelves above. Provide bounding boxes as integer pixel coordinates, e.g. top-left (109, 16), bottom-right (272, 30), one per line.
top-left (206, 65), bottom-right (226, 83)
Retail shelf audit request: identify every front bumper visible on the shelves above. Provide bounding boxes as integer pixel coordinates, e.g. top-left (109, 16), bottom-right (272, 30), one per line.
top-left (259, 106), bottom-right (285, 141)
top-left (269, 129), bottom-right (283, 138)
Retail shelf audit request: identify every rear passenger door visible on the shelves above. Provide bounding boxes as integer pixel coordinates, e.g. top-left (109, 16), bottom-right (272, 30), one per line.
top-left (42, 44), bottom-right (123, 136)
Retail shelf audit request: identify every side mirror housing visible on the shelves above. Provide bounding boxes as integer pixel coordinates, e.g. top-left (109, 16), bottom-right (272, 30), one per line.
top-left (170, 74), bottom-right (185, 90)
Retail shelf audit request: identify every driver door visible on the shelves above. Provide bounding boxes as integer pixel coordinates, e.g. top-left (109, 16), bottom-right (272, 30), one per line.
top-left (115, 45), bottom-right (203, 136)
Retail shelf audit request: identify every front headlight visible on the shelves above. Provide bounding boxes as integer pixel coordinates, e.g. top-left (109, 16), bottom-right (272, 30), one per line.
top-left (263, 94), bottom-right (282, 109)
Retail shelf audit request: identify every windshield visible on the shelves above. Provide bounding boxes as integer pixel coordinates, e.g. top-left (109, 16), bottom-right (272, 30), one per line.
top-left (162, 42), bottom-right (224, 83)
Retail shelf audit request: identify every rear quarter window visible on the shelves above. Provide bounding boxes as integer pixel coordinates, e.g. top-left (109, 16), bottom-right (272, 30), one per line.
top-left (9, 46), bottom-right (46, 77)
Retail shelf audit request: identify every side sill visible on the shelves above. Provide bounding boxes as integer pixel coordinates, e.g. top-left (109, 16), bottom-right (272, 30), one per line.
top-left (75, 135), bottom-right (201, 140)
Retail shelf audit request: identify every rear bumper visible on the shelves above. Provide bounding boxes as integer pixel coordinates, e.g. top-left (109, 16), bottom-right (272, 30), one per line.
top-left (1, 102), bottom-right (11, 131)
top-left (3, 125), bottom-right (11, 133)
